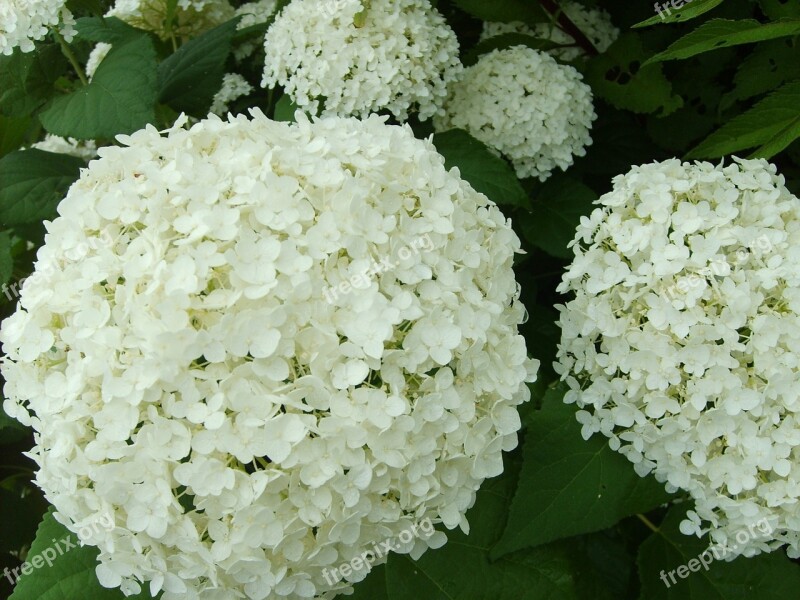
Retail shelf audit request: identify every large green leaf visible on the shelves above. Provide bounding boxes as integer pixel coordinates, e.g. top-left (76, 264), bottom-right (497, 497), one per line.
top-left (720, 38), bottom-right (800, 109)
top-left (687, 80), bottom-right (800, 159)
top-left (0, 115), bottom-right (31, 159)
top-left (645, 18), bottom-right (800, 64)
top-left (758, 0), bottom-right (800, 19)
top-left (0, 46), bottom-right (68, 118)
top-left (585, 33), bottom-right (683, 116)
top-left (519, 175), bottom-right (596, 259)
top-left (273, 94), bottom-right (299, 122)
top-left (451, 0), bottom-right (547, 24)
top-left (0, 150), bottom-right (83, 227)
top-left (633, 0), bottom-right (725, 28)
top-left (39, 35), bottom-right (158, 139)
top-left (75, 16), bottom-right (151, 44)
top-left (157, 18), bottom-right (239, 116)
top-left (490, 384), bottom-right (674, 559)
top-left (0, 230), bottom-right (12, 286)
top-left (432, 129), bottom-right (528, 207)
top-left (10, 509), bottom-right (155, 599)
top-left (638, 505), bottom-right (800, 599)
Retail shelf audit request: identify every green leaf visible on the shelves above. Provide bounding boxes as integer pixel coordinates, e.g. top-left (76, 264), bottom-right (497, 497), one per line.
top-left (644, 18), bottom-right (800, 64)
top-left (638, 505), bottom-right (800, 599)
top-left (520, 175), bottom-right (596, 259)
top-left (451, 0), bottom-right (547, 24)
top-left (10, 509), bottom-right (156, 599)
top-left (687, 80), bottom-right (800, 159)
top-left (0, 45), bottom-right (68, 118)
top-left (39, 35), bottom-right (158, 139)
top-left (490, 383), bottom-right (674, 558)
top-left (0, 230), bottom-right (12, 286)
top-left (0, 150), bottom-right (83, 227)
top-left (585, 33), bottom-right (683, 115)
top-left (720, 38), bottom-right (800, 109)
top-left (633, 0), bottom-right (725, 28)
top-left (432, 129), bottom-right (528, 207)
top-left (347, 564), bottom-right (389, 600)
top-left (75, 16), bottom-right (150, 44)
top-left (158, 18), bottom-right (240, 116)
top-left (273, 94), bottom-right (298, 122)
top-left (0, 487), bottom-right (45, 554)
top-left (463, 33), bottom-right (561, 66)
top-left (759, 0), bottom-right (800, 19)
top-left (0, 115), bottom-right (31, 158)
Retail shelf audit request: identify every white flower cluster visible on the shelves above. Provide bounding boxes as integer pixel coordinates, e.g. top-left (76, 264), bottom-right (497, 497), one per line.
top-left (0, 0), bottom-right (75, 55)
top-left (481, 0), bottom-right (619, 62)
top-left (555, 157), bottom-right (800, 557)
top-left (210, 73), bottom-right (253, 115)
top-left (85, 42), bottom-right (111, 80)
top-left (0, 111), bottom-right (537, 598)
top-left (31, 134), bottom-right (98, 161)
top-left (434, 45), bottom-right (595, 181)
top-left (262, 0), bottom-right (461, 121)
top-left (108, 0), bottom-right (233, 40)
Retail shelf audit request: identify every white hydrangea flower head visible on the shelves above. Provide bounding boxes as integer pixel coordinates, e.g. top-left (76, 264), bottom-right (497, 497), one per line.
top-left (107, 0), bottom-right (234, 40)
top-left (233, 0), bottom-right (278, 59)
top-left (0, 0), bottom-right (75, 55)
top-left (31, 134), bottom-right (98, 161)
top-left (0, 110), bottom-right (538, 599)
top-left (210, 73), bottom-right (253, 115)
top-left (262, 0), bottom-right (462, 121)
top-left (555, 157), bottom-right (800, 558)
top-left (434, 45), bottom-right (595, 181)
top-left (480, 0), bottom-right (619, 62)
top-left (85, 42), bottom-right (112, 80)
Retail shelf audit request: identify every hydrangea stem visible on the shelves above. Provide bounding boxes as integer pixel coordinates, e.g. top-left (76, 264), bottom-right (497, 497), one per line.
top-left (637, 513), bottom-right (660, 533)
top-left (53, 29), bottom-right (88, 86)
top-left (539, 0), bottom-right (599, 57)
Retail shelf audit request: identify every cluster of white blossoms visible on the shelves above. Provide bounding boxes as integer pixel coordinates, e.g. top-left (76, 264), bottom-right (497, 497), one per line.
top-left (107, 0), bottom-right (233, 40)
top-left (31, 135), bottom-right (98, 161)
top-left (435, 45), bottom-right (595, 181)
top-left (0, 111), bottom-right (537, 598)
top-left (481, 0), bottom-right (619, 62)
top-left (0, 0), bottom-right (75, 55)
top-left (555, 157), bottom-right (800, 557)
top-left (262, 0), bottom-right (462, 121)
top-left (85, 42), bottom-right (111, 80)
top-left (210, 73), bottom-right (253, 115)
top-left (233, 0), bottom-right (278, 59)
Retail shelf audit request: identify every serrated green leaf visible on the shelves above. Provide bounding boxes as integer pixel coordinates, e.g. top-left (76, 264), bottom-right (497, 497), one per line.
top-left (451, 0), bottom-right (547, 24)
top-left (432, 129), bottom-right (528, 207)
top-left (75, 16), bottom-right (150, 44)
top-left (633, 0), bottom-right (725, 28)
top-left (645, 18), bottom-right (800, 64)
top-left (490, 383), bottom-right (674, 559)
top-left (759, 0), bottom-right (800, 19)
top-left (0, 45), bottom-right (69, 118)
top-left (720, 38), bottom-right (800, 109)
top-left (638, 505), bottom-right (800, 599)
top-left (39, 35), bottom-right (158, 139)
top-left (585, 33), bottom-right (683, 115)
top-left (10, 509), bottom-right (156, 600)
top-left (0, 150), bottom-right (83, 227)
top-left (688, 80), bottom-right (800, 159)
top-left (158, 18), bottom-right (239, 116)
top-left (520, 175), bottom-right (596, 259)
top-left (463, 33), bottom-right (561, 66)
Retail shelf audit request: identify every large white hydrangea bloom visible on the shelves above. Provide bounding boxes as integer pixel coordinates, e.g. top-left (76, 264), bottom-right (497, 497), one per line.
top-left (0, 0), bottom-right (75, 55)
top-left (0, 111), bottom-right (537, 598)
top-left (262, 0), bottom-right (461, 121)
top-left (434, 45), bottom-right (595, 181)
top-left (481, 0), bottom-right (619, 62)
top-left (555, 157), bottom-right (800, 557)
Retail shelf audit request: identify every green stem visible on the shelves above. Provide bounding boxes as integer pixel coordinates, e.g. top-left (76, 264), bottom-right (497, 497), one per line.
top-left (637, 513), bottom-right (660, 534)
top-left (53, 29), bottom-right (88, 86)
